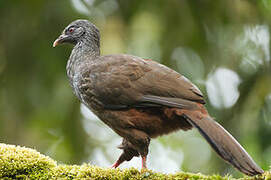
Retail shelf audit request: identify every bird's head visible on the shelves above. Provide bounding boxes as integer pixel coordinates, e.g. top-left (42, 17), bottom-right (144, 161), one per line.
top-left (53, 19), bottom-right (100, 48)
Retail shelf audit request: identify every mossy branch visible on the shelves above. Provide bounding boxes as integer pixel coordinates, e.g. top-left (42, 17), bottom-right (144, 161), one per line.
top-left (0, 143), bottom-right (269, 180)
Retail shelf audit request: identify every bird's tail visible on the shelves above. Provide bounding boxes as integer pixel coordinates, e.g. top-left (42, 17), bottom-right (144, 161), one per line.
top-left (183, 110), bottom-right (263, 176)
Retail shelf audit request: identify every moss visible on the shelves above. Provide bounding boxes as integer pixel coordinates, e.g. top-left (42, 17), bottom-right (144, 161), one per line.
top-left (0, 143), bottom-right (57, 179)
top-left (0, 143), bottom-right (268, 180)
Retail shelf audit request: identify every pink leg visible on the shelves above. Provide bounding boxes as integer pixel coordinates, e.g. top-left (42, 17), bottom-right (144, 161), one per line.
top-left (141, 155), bottom-right (147, 169)
top-left (111, 159), bottom-right (124, 168)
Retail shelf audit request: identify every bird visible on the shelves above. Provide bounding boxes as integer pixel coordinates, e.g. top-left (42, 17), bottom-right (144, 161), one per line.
top-left (53, 19), bottom-right (264, 176)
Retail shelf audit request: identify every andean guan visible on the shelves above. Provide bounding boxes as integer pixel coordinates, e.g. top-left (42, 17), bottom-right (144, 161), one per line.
top-left (53, 19), bottom-right (264, 176)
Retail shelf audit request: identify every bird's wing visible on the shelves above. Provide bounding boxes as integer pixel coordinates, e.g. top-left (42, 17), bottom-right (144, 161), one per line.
top-left (89, 54), bottom-right (204, 109)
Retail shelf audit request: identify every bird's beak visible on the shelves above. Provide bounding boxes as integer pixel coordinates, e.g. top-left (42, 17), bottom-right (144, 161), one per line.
top-left (53, 34), bottom-right (68, 47)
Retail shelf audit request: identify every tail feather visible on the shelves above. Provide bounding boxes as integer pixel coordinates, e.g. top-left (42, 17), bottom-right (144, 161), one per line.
top-left (184, 111), bottom-right (264, 176)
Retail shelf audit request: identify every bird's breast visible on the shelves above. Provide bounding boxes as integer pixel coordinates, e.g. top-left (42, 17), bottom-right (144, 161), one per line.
top-left (71, 71), bottom-right (104, 113)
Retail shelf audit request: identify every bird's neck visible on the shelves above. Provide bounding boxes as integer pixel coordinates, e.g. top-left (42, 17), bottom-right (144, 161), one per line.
top-left (66, 40), bottom-right (100, 80)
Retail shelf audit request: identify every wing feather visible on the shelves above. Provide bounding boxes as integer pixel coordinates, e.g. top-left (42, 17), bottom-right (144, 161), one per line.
top-left (88, 54), bottom-right (205, 109)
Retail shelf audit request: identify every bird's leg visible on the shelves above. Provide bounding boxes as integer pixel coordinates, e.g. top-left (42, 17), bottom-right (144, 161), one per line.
top-left (141, 155), bottom-right (147, 169)
top-left (111, 158), bottom-right (123, 168)
top-left (114, 129), bottom-right (150, 169)
top-left (123, 129), bottom-right (150, 169)
top-left (111, 139), bottom-right (139, 168)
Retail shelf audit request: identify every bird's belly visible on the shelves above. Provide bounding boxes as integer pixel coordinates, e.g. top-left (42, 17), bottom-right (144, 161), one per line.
top-left (98, 107), bottom-right (193, 138)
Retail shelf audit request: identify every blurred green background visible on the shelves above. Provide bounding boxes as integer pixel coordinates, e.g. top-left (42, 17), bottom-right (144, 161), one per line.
top-left (0, 0), bottom-right (271, 177)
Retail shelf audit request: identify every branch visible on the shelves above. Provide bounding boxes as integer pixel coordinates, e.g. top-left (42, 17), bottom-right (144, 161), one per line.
top-left (0, 143), bottom-right (267, 179)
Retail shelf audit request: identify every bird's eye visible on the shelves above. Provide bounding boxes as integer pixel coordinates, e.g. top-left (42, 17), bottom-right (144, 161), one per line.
top-left (68, 28), bottom-right (75, 33)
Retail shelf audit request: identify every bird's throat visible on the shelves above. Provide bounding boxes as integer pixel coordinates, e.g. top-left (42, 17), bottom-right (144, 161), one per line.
top-left (66, 41), bottom-right (100, 80)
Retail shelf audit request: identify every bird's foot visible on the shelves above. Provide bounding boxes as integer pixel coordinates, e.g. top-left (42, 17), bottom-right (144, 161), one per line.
top-left (111, 159), bottom-right (122, 168)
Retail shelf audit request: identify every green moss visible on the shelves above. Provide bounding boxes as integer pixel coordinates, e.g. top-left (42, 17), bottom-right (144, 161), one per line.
top-left (0, 143), bottom-right (56, 179)
top-left (0, 143), bottom-right (268, 180)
